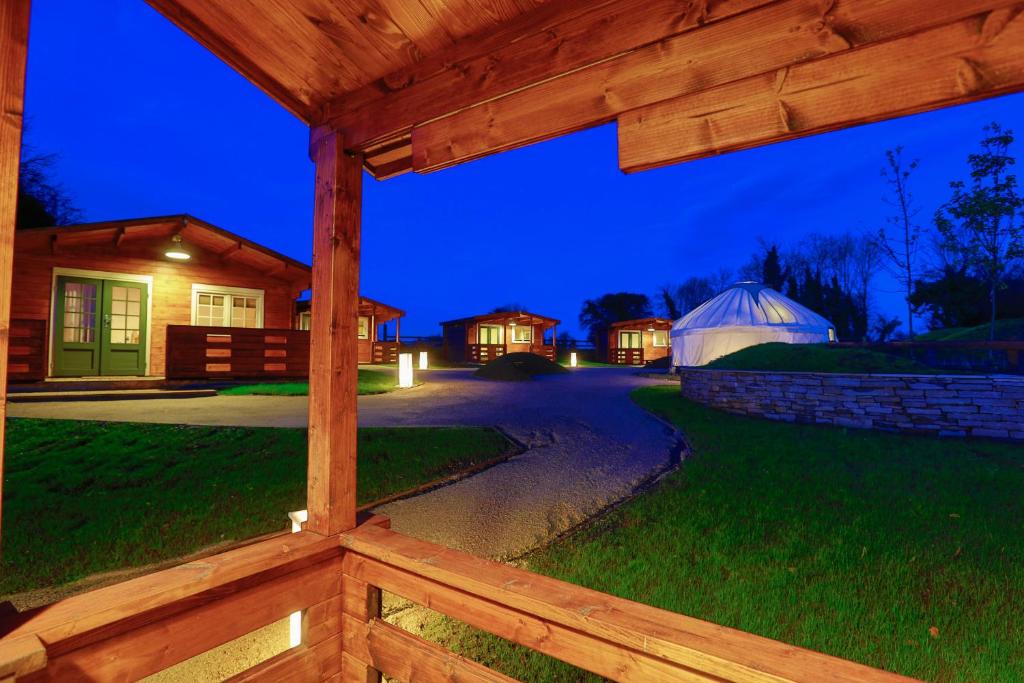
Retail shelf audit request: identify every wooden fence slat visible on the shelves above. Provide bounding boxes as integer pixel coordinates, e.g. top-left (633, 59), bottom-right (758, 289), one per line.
top-left (165, 324), bottom-right (311, 380)
top-left (342, 556), bottom-right (717, 683)
top-left (6, 319), bottom-right (46, 381)
top-left (228, 633), bottom-right (343, 683)
top-left (341, 525), bottom-right (916, 683)
top-left (342, 615), bottom-right (517, 683)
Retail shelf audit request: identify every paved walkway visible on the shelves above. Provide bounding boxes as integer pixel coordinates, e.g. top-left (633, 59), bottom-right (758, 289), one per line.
top-left (10, 368), bottom-right (680, 559)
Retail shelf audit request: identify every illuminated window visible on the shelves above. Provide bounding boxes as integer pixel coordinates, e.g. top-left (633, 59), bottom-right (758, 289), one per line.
top-left (297, 311), bottom-right (311, 330)
top-left (478, 324), bottom-right (502, 345)
top-left (192, 285), bottom-right (263, 328)
top-left (828, 328), bottom-right (837, 342)
top-left (511, 325), bottom-right (532, 343)
top-left (358, 316), bottom-right (370, 339)
top-left (618, 331), bottom-right (641, 349)
top-left (652, 330), bottom-right (668, 347)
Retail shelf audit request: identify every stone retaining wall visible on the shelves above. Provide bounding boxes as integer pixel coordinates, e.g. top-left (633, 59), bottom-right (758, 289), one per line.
top-left (679, 369), bottom-right (1024, 440)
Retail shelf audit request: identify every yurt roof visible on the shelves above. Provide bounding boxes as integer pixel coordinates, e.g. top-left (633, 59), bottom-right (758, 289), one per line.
top-left (672, 282), bottom-right (834, 333)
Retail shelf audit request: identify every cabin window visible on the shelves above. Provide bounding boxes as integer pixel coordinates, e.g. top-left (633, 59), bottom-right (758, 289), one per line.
top-left (511, 325), bottom-right (532, 343)
top-left (652, 330), bottom-right (668, 347)
top-left (828, 327), bottom-right (837, 343)
top-left (358, 316), bottom-right (370, 339)
top-left (192, 285), bottom-right (264, 328)
top-left (618, 331), bottom-right (641, 349)
top-left (297, 311), bottom-right (311, 330)
top-left (478, 324), bottom-right (503, 345)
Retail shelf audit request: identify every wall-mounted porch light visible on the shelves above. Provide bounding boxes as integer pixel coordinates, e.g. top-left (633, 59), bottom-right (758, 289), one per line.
top-left (164, 234), bottom-right (191, 261)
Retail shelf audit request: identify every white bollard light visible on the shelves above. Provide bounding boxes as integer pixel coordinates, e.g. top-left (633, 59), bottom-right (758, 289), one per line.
top-left (570, 352), bottom-right (578, 368)
top-left (287, 510), bottom-right (309, 647)
top-left (399, 352), bottom-right (414, 388)
top-left (419, 350), bottom-right (429, 370)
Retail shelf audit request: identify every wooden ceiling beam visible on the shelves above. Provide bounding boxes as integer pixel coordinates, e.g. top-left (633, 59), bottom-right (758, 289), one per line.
top-left (219, 242), bottom-right (243, 261)
top-left (321, 0), bottom-right (775, 149)
top-left (409, 0), bottom-right (1024, 173)
top-left (619, 7), bottom-right (1024, 172)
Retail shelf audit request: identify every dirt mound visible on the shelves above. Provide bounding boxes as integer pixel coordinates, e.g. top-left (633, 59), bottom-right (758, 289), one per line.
top-left (645, 355), bottom-right (672, 369)
top-left (475, 352), bottom-right (570, 381)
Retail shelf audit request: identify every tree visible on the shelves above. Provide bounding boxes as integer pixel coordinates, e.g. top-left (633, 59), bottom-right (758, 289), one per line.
top-left (761, 244), bottom-right (787, 291)
top-left (909, 265), bottom-right (989, 329)
top-left (872, 315), bottom-right (902, 342)
top-left (658, 285), bottom-right (681, 319)
top-left (491, 303), bottom-right (526, 313)
top-left (934, 123), bottom-right (1023, 340)
top-left (876, 146), bottom-right (922, 338)
top-left (17, 151), bottom-right (82, 229)
top-left (578, 292), bottom-right (652, 348)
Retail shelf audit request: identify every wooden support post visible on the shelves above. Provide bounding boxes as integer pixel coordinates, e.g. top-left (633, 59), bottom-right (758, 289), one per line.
top-left (0, 0), bottom-right (31, 551)
top-left (395, 317), bottom-right (400, 346)
top-left (340, 577), bottom-right (382, 683)
top-left (307, 128), bottom-right (362, 536)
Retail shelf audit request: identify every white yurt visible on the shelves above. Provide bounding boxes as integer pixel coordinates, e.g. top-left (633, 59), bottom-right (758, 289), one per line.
top-left (671, 282), bottom-right (836, 367)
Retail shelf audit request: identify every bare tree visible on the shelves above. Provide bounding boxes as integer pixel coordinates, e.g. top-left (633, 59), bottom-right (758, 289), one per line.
top-left (876, 146), bottom-right (922, 338)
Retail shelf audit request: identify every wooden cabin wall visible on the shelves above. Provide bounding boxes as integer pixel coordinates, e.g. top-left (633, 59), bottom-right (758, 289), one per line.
top-left (12, 235), bottom-right (299, 376)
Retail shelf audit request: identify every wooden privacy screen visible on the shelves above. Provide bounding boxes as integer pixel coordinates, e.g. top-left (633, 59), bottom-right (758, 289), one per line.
top-left (6, 319), bottom-right (45, 381)
top-left (611, 348), bottom-right (645, 366)
top-left (372, 341), bottom-right (399, 364)
top-left (164, 325), bottom-right (310, 380)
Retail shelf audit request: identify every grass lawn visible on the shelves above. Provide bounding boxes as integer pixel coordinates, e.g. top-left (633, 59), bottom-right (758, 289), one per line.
top-left (1, 419), bottom-right (513, 597)
top-left (708, 342), bottom-right (941, 374)
top-left (219, 368), bottom-right (397, 396)
top-left (425, 387), bottom-right (1024, 681)
top-left (916, 317), bottom-right (1024, 342)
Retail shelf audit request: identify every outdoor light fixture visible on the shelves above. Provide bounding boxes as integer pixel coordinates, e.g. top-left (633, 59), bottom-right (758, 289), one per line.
top-left (570, 352), bottom-right (578, 368)
top-left (419, 351), bottom-right (429, 370)
top-left (399, 353), bottom-right (414, 388)
top-left (164, 234), bottom-right (191, 261)
top-left (288, 510), bottom-right (308, 648)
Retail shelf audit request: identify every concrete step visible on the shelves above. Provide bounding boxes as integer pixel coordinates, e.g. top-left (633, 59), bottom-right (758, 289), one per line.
top-left (8, 389), bottom-right (218, 403)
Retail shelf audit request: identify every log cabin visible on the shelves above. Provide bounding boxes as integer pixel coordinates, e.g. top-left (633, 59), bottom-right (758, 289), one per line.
top-left (7, 215), bottom-right (403, 381)
top-left (1, 0), bottom-right (1019, 680)
top-left (608, 317), bottom-right (673, 365)
top-left (441, 310), bottom-right (558, 363)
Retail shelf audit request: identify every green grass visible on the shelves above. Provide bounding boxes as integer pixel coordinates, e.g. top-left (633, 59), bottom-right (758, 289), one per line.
top-left (708, 342), bottom-right (940, 374)
top-left (916, 317), bottom-right (1024, 342)
top-left (219, 369), bottom-right (398, 396)
top-left (427, 387), bottom-right (1024, 682)
top-left (0, 419), bottom-right (513, 597)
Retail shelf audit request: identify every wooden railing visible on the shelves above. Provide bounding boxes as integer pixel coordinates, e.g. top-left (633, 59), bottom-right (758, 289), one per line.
top-left (611, 347), bottom-right (644, 365)
top-left (0, 519), bottom-right (914, 682)
top-left (6, 319), bottom-right (46, 382)
top-left (372, 341), bottom-right (399, 364)
top-left (165, 325), bottom-right (310, 380)
top-left (530, 344), bottom-right (556, 361)
top-left (469, 343), bottom-right (506, 363)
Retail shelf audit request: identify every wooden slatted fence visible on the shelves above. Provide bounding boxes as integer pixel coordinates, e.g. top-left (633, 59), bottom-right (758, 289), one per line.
top-left (7, 319), bottom-right (46, 382)
top-left (372, 341), bottom-right (399, 364)
top-left (611, 348), bottom-right (644, 366)
top-left (165, 325), bottom-right (309, 380)
top-left (469, 343), bottom-right (506, 363)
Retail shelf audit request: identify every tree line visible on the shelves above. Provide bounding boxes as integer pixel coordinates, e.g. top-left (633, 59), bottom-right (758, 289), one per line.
top-left (582, 122), bottom-right (1022, 345)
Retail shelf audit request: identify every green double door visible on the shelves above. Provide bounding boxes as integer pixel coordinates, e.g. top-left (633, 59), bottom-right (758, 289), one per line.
top-left (53, 276), bottom-right (148, 377)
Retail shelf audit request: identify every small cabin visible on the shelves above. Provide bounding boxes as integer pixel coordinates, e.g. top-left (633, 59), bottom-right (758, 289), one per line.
top-left (607, 318), bottom-right (672, 365)
top-left (295, 296), bottom-right (404, 364)
top-left (441, 311), bottom-right (559, 363)
top-left (7, 215), bottom-right (404, 381)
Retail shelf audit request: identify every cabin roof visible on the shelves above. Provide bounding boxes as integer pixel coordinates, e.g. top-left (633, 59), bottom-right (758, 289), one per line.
top-left (609, 317), bottom-right (673, 329)
top-left (295, 295), bottom-right (405, 322)
top-left (18, 214), bottom-right (311, 287)
top-left (440, 311), bottom-right (560, 327)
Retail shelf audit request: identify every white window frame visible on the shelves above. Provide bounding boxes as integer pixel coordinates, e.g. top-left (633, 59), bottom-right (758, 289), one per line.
top-left (618, 330), bottom-right (642, 349)
top-left (478, 324), bottom-right (504, 345)
top-left (190, 283), bottom-right (265, 329)
top-left (511, 325), bottom-right (532, 343)
top-left (652, 329), bottom-right (668, 347)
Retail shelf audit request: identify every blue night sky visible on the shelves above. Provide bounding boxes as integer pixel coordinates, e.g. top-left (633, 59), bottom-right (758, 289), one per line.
top-left (22, 1), bottom-right (1024, 337)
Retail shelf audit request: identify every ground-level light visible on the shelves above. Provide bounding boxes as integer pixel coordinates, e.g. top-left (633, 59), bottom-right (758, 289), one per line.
top-left (399, 352), bottom-right (414, 388)
top-left (570, 352), bottom-right (578, 368)
top-left (287, 510), bottom-right (308, 648)
top-left (419, 351), bottom-right (429, 370)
